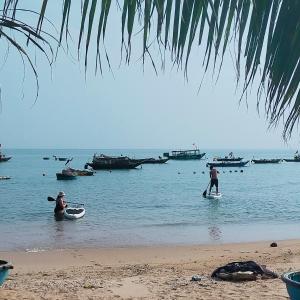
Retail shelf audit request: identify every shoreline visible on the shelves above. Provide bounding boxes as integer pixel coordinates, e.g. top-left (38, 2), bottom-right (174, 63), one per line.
top-left (1, 239), bottom-right (299, 299)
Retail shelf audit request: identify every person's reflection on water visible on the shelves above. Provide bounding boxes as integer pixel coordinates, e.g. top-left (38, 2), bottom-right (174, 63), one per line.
top-left (207, 198), bottom-right (223, 241)
top-left (208, 225), bottom-right (222, 241)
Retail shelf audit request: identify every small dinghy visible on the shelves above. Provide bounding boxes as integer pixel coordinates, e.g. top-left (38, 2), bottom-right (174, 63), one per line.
top-left (205, 192), bottom-right (222, 199)
top-left (64, 207), bottom-right (85, 220)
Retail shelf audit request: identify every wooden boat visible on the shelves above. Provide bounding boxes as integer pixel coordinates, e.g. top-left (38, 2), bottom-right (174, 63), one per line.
top-left (251, 159), bottom-right (281, 164)
top-left (58, 157), bottom-right (68, 161)
top-left (56, 173), bottom-right (77, 180)
top-left (0, 145), bottom-right (11, 162)
top-left (284, 158), bottom-right (300, 162)
top-left (69, 168), bottom-right (94, 176)
top-left (163, 149), bottom-right (205, 160)
top-left (206, 160), bottom-right (249, 168)
top-left (142, 157), bottom-right (169, 164)
top-left (214, 152), bottom-right (243, 161)
top-left (86, 154), bottom-right (142, 170)
top-left (133, 157), bottom-right (169, 164)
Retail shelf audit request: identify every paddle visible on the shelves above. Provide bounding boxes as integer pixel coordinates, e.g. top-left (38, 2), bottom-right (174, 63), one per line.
top-left (47, 196), bottom-right (84, 206)
top-left (202, 181), bottom-right (211, 198)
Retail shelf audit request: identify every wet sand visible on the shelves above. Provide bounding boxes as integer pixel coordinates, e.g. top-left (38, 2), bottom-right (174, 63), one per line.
top-left (1, 240), bottom-right (298, 299)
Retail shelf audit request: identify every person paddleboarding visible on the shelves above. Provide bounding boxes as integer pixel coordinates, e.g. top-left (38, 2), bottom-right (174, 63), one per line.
top-left (209, 165), bottom-right (219, 195)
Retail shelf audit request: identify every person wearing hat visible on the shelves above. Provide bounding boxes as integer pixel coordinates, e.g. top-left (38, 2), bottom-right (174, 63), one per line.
top-left (54, 191), bottom-right (67, 214)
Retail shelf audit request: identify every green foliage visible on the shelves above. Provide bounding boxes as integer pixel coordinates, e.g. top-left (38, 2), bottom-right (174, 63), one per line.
top-left (1, 0), bottom-right (300, 139)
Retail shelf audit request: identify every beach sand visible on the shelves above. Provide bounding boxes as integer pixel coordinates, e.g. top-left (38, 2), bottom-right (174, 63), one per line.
top-left (1, 240), bottom-right (299, 299)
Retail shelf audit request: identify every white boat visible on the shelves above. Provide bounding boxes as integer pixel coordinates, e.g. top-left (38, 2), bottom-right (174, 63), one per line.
top-left (64, 207), bottom-right (85, 220)
top-left (205, 192), bottom-right (222, 199)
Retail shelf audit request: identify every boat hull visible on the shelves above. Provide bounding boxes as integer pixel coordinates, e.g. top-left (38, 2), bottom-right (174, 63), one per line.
top-left (215, 157), bottom-right (243, 161)
top-left (284, 159), bottom-right (300, 162)
top-left (56, 173), bottom-right (77, 180)
top-left (167, 153), bottom-right (205, 160)
top-left (252, 159), bottom-right (281, 164)
top-left (87, 162), bottom-right (141, 170)
top-left (0, 157), bottom-right (11, 162)
top-left (206, 161), bottom-right (249, 167)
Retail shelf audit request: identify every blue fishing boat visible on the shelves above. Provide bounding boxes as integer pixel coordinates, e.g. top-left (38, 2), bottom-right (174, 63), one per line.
top-left (206, 160), bottom-right (249, 168)
top-left (282, 271), bottom-right (300, 300)
top-left (0, 260), bottom-right (13, 286)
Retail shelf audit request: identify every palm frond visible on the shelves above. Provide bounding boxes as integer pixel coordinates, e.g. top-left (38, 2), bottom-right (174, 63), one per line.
top-left (2, 0), bottom-right (300, 139)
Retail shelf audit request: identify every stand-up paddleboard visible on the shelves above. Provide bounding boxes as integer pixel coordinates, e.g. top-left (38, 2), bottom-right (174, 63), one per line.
top-left (64, 207), bottom-right (85, 220)
top-left (205, 192), bottom-right (222, 199)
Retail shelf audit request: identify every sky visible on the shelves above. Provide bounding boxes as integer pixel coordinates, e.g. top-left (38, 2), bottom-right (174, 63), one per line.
top-left (0, 2), bottom-right (299, 150)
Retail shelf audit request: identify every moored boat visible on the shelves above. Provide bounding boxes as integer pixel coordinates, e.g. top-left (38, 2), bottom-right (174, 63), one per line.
top-left (56, 173), bottom-right (77, 180)
top-left (163, 149), bottom-right (205, 160)
top-left (214, 152), bottom-right (243, 161)
top-left (251, 159), bottom-right (281, 164)
top-left (86, 154), bottom-right (142, 170)
top-left (0, 144), bottom-right (11, 162)
top-left (43, 157), bottom-right (50, 160)
top-left (133, 157), bottom-right (169, 164)
top-left (206, 160), bottom-right (249, 167)
top-left (284, 158), bottom-right (300, 162)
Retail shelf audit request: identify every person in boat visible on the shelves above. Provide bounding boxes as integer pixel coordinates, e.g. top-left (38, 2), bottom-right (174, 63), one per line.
top-left (209, 165), bottom-right (219, 195)
top-left (54, 191), bottom-right (67, 214)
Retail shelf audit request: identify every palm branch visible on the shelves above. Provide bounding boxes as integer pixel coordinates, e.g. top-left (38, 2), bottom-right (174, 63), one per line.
top-left (2, 0), bottom-right (300, 139)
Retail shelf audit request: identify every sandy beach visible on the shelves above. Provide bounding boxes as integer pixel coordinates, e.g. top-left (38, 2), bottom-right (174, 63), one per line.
top-left (1, 240), bottom-right (299, 299)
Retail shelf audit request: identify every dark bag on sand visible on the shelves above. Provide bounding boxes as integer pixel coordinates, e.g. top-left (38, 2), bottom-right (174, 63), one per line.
top-left (211, 261), bottom-right (278, 281)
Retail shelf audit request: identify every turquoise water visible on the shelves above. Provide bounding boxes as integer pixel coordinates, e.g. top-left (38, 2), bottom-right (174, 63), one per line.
top-left (1, 149), bottom-right (300, 251)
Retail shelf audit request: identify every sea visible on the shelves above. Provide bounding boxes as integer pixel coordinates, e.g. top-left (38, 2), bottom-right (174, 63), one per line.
top-left (1, 148), bottom-right (300, 251)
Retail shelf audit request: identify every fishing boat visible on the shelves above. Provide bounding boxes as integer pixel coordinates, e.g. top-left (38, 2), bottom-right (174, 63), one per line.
top-left (163, 149), bottom-right (205, 160)
top-left (251, 159), bottom-right (281, 164)
top-left (0, 145), bottom-right (11, 162)
top-left (284, 151), bottom-right (300, 162)
top-left (214, 152), bottom-right (243, 161)
top-left (86, 154), bottom-right (142, 170)
top-left (56, 168), bottom-right (77, 180)
top-left (142, 157), bottom-right (169, 164)
top-left (206, 160), bottom-right (249, 168)
top-left (133, 157), bottom-right (169, 164)
top-left (69, 168), bottom-right (94, 176)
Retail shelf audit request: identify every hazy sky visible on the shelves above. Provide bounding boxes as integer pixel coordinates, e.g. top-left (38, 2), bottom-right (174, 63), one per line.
top-left (0, 2), bottom-right (299, 149)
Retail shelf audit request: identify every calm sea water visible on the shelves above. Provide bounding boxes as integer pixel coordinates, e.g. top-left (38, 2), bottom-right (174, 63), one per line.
top-left (0, 149), bottom-right (300, 251)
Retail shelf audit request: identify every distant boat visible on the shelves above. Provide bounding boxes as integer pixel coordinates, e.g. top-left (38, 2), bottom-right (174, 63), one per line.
top-left (69, 168), bottom-right (94, 176)
top-left (284, 158), bottom-right (300, 162)
top-left (58, 157), bottom-right (68, 161)
top-left (56, 173), bottom-right (77, 180)
top-left (43, 157), bottom-right (50, 160)
top-left (0, 145), bottom-right (11, 162)
top-left (163, 149), bottom-right (205, 160)
top-left (284, 152), bottom-right (300, 162)
top-left (86, 154), bottom-right (142, 170)
top-left (214, 153), bottom-right (243, 161)
top-left (0, 156), bottom-right (11, 162)
top-left (251, 159), bottom-right (281, 164)
top-left (206, 161), bottom-right (249, 168)
top-left (133, 157), bottom-right (169, 164)
top-left (56, 168), bottom-right (77, 180)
